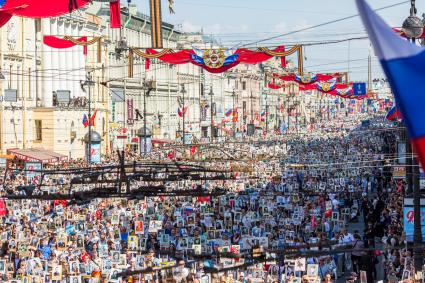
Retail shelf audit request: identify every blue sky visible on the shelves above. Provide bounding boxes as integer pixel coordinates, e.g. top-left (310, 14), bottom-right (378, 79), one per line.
top-left (129, 0), bottom-right (425, 81)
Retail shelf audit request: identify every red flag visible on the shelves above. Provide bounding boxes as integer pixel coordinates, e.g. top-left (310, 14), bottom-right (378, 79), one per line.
top-left (197, 196), bottom-right (210, 203)
top-left (83, 114), bottom-right (89, 128)
top-left (145, 50), bottom-right (155, 70)
top-left (109, 1), bottom-right (121, 29)
top-left (0, 199), bottom-right (6, 217)
top-left (280, 46), bottom-right (286, 68)
top-left (190, 146), bottom-right (197, 155)
top-left (232, 108), bottom-right (238, 122)
top-left (167, 150), bottom-right (175, 159)
top-left (81, 36), bottom-right (88, 55)
top-left (89, 110), bottom-right (97, 127)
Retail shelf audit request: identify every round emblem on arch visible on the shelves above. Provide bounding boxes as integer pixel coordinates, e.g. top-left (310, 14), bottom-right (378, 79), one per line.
top-left (203, 49), bottom-right (225, 68)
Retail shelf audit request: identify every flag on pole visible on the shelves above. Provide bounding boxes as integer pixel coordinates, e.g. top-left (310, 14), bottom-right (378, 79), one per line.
top-left (177, 107), bottom-right (187, 118)
top-left (386, 106), bottom-right (402, 121)
top-left (82, 114), bottom-right (89, 128)
top-left (90, 110), bottom-right (97, 127)
top-left (225, 108), bottom-right (233, 117)
top-left (109, 0), bottom-right (121, 28)
top-left (356, 0), bottom-right (425, 169)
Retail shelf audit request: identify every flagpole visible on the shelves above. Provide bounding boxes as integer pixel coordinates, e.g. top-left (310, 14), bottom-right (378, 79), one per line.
top-left (265, 93), bottom-right (269, 136)
top-left (232, 90), bottom-right (236, 138)
top-left (87, 72), bottom-right (93, 164)
top-left (143, 78), bottom-right (147, 156)
top-left (209, 87), bottom-right (214, 143)
top-left (181, 84), bottom-right (186, 145)
top-left (402, 0), bottom-right (424, 271)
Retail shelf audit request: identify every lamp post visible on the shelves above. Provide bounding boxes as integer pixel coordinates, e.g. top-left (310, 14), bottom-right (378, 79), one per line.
top-left (402, 0), bottom-right (423, 42)
top-left (265, 92), bottom-right (269, 136)
top-left (403, 0), bottom-right (424, 272)
top-left (276, 98), bottom-right (280, 133)
top-left (82, 72), bottom-right (95, 163)
top-left (209, 87), bottom-right (214, 143)
top-left (286, 94), bottom-right (290, 134)
top-left (181, 84), bottom-right (186, 144)
top-left (232, 89), bottom-right (236, 138)
top-left (143, 79), bottom-right (153, 156)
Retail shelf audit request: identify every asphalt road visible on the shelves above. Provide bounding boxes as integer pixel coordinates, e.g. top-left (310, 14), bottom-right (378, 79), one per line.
top-left (336, 213), bottom-right (385, 282)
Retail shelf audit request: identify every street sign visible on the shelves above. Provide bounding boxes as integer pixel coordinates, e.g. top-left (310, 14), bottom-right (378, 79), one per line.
top-left (353, 83), bottom-right (367, 95)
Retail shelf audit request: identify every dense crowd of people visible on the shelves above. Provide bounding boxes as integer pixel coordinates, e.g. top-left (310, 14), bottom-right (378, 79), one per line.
top-left (0, 114), bottom-right (413, 283)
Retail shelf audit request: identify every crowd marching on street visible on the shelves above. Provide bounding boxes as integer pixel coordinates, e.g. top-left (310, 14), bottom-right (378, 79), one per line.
top-left (0, 113), bottom-right (412, 283)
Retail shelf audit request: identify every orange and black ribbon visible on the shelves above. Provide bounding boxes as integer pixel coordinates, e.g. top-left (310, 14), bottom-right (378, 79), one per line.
top-left (150, 0), bottom-right (163, 48)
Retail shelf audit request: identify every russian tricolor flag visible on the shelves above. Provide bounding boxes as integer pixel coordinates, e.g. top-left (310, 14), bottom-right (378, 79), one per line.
top-left (225, 108), bottom-right (233, 117)
top-left (386, 106), bottom-right (402, 121)
top-left (356, 0), bottom-right (425, 168)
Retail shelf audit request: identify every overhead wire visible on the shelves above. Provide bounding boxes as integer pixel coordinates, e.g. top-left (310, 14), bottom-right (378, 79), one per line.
top-left (239, 1), bottom-right (409, 47)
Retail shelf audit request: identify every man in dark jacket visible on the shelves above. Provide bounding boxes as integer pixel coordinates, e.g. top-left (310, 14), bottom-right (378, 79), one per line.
top-left (360, 250), bottom-right (377, 283)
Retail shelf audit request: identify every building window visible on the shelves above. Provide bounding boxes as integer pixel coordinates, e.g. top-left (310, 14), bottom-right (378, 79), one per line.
top-left (200, 107), bottom-right (207, 121)
top-left (200, 83), bottom-right (204, 96)
top-left (35, 120), bottom-right (42, 141)
top-left (201, 126), bottom-right (208, 138)
top-left (242, 81), bottom-right (246, 90)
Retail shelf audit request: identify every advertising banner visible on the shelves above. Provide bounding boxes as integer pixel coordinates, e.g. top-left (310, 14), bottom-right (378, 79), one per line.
top-left (140, 137), bottom-right (152, 154)
top-left (90, 143), bottom-right (101, 164)
top-left (403, 204), bottom-right (425, 241)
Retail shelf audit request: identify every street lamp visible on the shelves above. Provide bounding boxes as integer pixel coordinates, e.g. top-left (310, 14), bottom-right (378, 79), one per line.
top-left (231, 89), bottom-right (236, 138)
top-left (181, 84), bottom-right (186, 144)
top-left (209, 87), bottom-right (214, 143)
top-left (403, 0), bottom-right (423, 272)
top-left (81, 72), bottom-right (95, 164)
top-left (143, 79), bottom-right (154, 156)
top-left (265, 92), bottom-right (269, 136)
top-left (402, 0), bottom-right (424, 41)
top-left (276, 98), bottom-right (280, 133)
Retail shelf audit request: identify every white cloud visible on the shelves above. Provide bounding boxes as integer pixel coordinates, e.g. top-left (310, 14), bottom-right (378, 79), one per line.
top-left (181, 21), bottom-right (222, 34)
top-left (181, 21), bottom-right (202, 33)
top-left (204, 24), bottom-right (222, 35)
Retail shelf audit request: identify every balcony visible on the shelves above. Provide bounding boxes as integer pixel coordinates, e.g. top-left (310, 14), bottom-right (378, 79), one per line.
top-left (53, 96), bottom-right (89, 110)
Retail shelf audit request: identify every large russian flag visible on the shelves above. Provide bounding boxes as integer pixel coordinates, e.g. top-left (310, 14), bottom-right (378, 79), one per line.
top-left (356, 0), bottom-right (425, 168)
